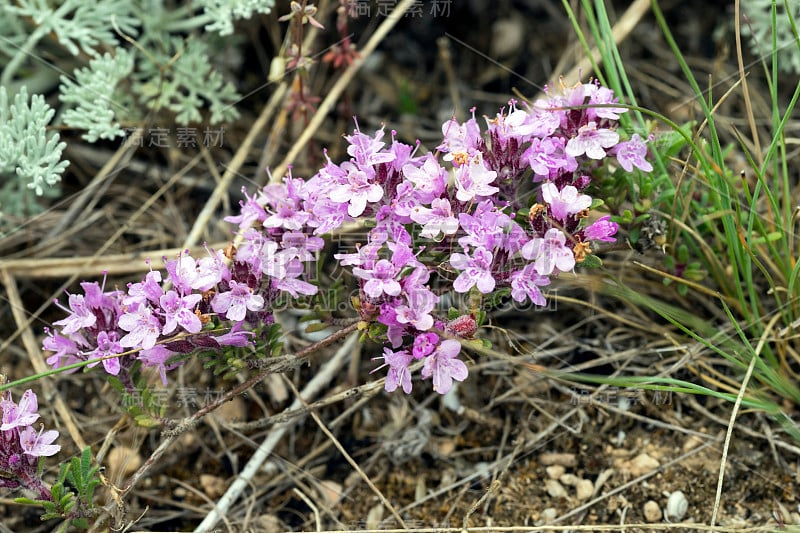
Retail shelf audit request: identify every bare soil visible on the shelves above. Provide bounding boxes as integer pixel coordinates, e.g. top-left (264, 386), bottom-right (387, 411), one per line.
top-left (2, 1), bottom-right (799, 531)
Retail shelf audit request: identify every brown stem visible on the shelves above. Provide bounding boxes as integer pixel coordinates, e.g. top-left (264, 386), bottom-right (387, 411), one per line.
top-left (114, 321), bottom-right (359, 504)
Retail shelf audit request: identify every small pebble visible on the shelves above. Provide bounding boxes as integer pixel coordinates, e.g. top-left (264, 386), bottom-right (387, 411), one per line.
top-left (545, 479), bottom-right (567, 498)
top-left (545, 465), bottom-right (565, 480)
top-left (643, 500), bottom-right (661, 522)
top-left (682, 434), bottom-right (704, 452)
top-left (559, 473), bottom-right (580, 486)
top-left (540, 508), bottom-right (557, 523)
top-left (627, 452), bottom-right (660, 476)
top-left (490, 18), bottom-right (525, 58)
top-left (575, 479), bottom-right (593, 500)
top-left (106, 445), bottom-right (142, 481)
top-left (213, 395), bottom-right (246, 422)
top-left (539, 452), bottom-right (577, 467)
top-left (251, 514), bottom-right (282, 533)
top-left (200, 474), bottom-right (226, 498)
top-left (317, 480), bottom-right (344, 505)
top-left (665, 490), bottom-right (688, 522)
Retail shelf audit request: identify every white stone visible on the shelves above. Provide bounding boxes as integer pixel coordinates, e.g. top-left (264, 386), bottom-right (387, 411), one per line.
top-left (665, 490), bottom-right (688, 522)
top-left (545, 479), bottom-right (568, 498)
top-left (545, 465), bottom-right (565, 480)
top-left (575, 479), bottom-right (593, 500)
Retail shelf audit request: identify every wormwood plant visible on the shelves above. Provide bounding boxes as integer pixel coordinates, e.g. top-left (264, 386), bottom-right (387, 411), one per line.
top-left (0, 0), bottom-right (273, 227)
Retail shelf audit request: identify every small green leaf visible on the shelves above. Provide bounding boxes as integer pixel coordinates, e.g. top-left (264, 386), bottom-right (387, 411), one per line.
top-left (304, 322), bottom-right (330, 333)
top-left (578, 254), bottom-right (603, 268)
top-left (134, 414), bottom-right (161, 428)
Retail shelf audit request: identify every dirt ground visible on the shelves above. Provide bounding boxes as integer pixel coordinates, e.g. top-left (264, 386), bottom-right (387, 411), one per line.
top-left (2, 0), bottom-right (800, 531)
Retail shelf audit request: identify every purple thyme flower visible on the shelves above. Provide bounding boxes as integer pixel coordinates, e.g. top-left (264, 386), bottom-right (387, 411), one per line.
top-left (280, 231), bottom-right (324, 262)
top-left (345, 124), bottom-right (396, 168)
top-left (159, 290), bottom-right (203, 335)
top-left (410, 198), bottom-right (459, 239)
top-left (139, 345), bottom-right (178, 386)
top-left (214, 322), bottom-right (254, 347)
top-left (583, 215), bottom-right (619, 242)
top-left (457, 201), bottom-right (508, 251)
top-left (42, 329), bottom-right (81, 370)
top-left (412, 332), bottom-right (438, 359)
top-left (52, 293), bottom-right (96, 334)
top-left (402, 154), bottom-right (446, 203)
top-left (522, 137), bottom-right (567, 178)
top-left (486, 104), bottom-right (537, 147)
top-left (263, 197), bottom-right (308, 230)
top-left (510, 264), bottom-right (551, 306)
top-left (86, 330), bottom-right (123, 375)
top-left (124, 268), bottom-right (163, 307)
top-left (565, 121), bottom-right (619, 160)
top-left (224, 186), bottom-right (268, 229)
top-left (118, 303), bottom-right (163, 350)
top-left (421, 339), bottom-right (468, 395)
top-left (541, 183), bottom-right (592, 222)
top-left (450, 247), bottom-right (496, 294)
top-left (454, 155), bottom-right (499, 202)
top-left (521, 228), bottom-right (575, 276)
top-left (329, 162), bottom-right (384, 217)
top-left (395, 287), bottom-right (439, 331)
top-left (1, 389), bottom-right (40, 431)
top-left (353, 259), bottom-right (401, 299)
top-left (586, 83), bottom-right (626, 120)
top-left (438, 112), bottom-right (481, 159)
top-left (613, 133), bottom-right (653, 172)
top-left (19, 425), bottom-right (61, 457)
top-left (372, 347), bottom-right (413, 394)
top-left (211, 280), bottom-right (265, 322)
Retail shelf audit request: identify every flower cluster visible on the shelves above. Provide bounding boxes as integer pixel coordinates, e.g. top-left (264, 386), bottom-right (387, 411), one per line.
top-left (43, 80), bottom-right (651, 398)
top-left (0, 389), bottom-right (60, 500)
top-left (303, 81), bottom-right (650, 394)
top-left (43, 244), bottom-right (312, 388)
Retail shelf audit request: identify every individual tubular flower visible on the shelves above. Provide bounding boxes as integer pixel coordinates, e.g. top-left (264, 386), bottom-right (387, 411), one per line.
top-left (583, 216), bottom-right (619, 242)
top-left (211, 280), bottom-right (265, 322)
top-left (613, 133), bottom-right (653, 172)
top-left (540, 183), bottom-right (592, 223)
top-left (118, 303), bottom-right (163, 351)
top-left (450, 247), bottom-right (496, 294)
top-left (510, 265), bottom-right (551, 306)
top-left (421, 339), bottom-right (468, 395)
top-left (0, 389), bottom-right (60, 500)
top-left (521, 228), bottom-right (576, 276)
top-left (565, 121), bottom-right (619, 160)
top-left (454, 155), bottom-right (499, 202)
top-left (372, 347), bottom-right (413, 394)
top-left (352, 259), bottom-right (401, 299)
top-left (410, 198), bottom-right (458, 239)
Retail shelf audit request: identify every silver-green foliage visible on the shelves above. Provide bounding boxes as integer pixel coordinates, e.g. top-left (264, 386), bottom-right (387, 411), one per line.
top-left (5, 0), bottom-right (141, 59)
top-left (60, 51), bottom-right (136, 142)
top-left (744, 1), bottom-right (800, 73)
top-left (0, 87), bottom-right (68, 216)
top-left (195, 0), bottom-right (276, 36)
top-left (133, 37), bottom-right (242, 125)
top-left (0, 0), bottom-right (275, 219)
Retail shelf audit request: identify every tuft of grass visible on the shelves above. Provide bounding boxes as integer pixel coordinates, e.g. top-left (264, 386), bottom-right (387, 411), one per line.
top-left (551, 0), bottom-right (800, 438)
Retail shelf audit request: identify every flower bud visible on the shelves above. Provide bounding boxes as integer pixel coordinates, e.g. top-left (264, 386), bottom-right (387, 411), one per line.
top-left (445, 314), bottom-right (478, 338)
